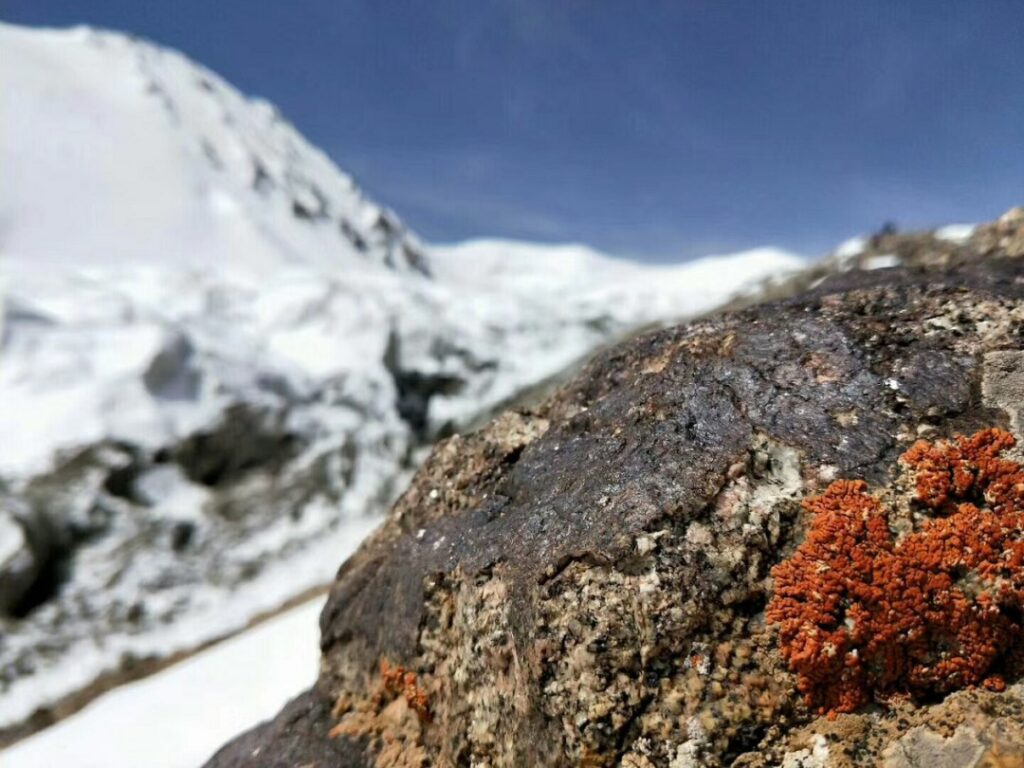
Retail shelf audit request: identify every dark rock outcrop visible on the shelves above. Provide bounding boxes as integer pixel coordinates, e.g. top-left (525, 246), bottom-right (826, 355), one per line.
top-left (0, 496), bottom-right (63, 617)
top-left (207, 210), bottom-right (1024, 767)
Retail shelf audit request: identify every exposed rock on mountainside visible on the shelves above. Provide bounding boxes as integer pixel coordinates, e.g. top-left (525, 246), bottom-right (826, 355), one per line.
top-left (726, 207), bottom-right (1023, 314)
top-left (208, 209), bottom-right (1024, 767)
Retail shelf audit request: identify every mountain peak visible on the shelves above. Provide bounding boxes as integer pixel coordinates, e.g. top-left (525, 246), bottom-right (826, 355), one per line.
top-left (0, 22), bottom-right (428, 275)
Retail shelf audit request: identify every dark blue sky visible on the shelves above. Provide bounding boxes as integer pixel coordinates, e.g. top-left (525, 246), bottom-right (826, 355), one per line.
top-left (5, 2), bottom-right (1023, 260)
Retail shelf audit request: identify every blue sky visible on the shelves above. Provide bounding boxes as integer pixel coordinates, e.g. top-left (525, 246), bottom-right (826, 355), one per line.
top-left (5, 1), bottom-right (1023, 261)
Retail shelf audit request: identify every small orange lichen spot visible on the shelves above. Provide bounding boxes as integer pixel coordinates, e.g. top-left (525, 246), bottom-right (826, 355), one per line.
top-left (380, 659), bottom-right (431, 722)
top-left (767, 428), bottom-right (1024, 716)
top-left (983, 675), bottom-right (1007, 693)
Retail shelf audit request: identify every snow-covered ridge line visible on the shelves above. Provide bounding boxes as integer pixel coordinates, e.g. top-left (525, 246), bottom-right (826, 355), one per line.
top-left (0, 21), bottom-right (805, 743)
top-left (0, 22), bottom-right (427, 275)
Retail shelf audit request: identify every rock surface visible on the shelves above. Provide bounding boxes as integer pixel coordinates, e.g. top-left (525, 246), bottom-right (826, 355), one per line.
top-left (205, 210), bottom-right (1024, 767)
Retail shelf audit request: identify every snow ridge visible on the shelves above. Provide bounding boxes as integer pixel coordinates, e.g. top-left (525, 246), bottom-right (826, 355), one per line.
top-left (0, 22), bottom-right (426, 275)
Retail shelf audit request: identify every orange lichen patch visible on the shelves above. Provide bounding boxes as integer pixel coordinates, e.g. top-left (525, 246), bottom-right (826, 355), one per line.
top-left (329, 692), bottom-right (427, 768)
top-left (901, 427), bottom-right (1019, 511)
top-left (767, 428), bottom-right (1024, 716)
top-left (380, 660), bottom-right (431, 722)
top-left (327, 661), bottom-right (432, 768)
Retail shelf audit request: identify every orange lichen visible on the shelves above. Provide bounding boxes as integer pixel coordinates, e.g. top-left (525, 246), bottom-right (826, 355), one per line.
top-left (380, 660), bottom-right (431, 722)
top-left (767, 428), bottom-right (1024, 716)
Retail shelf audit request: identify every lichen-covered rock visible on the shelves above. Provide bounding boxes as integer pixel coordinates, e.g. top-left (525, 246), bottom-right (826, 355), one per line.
top-left (769, 430), bottom-right (1024, 717)
top-left (207, 212), bottom-right (1024, 767)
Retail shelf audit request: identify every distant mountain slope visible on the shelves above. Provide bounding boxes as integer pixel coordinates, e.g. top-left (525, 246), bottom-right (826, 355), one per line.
top-left (0, 23), bottom-right (426, 274)
top-left (0, 22), bottom-right (803, 743)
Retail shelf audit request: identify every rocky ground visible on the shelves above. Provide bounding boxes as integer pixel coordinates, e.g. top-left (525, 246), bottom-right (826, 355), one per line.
top-left (206, 208), bottom-right (1024, 767)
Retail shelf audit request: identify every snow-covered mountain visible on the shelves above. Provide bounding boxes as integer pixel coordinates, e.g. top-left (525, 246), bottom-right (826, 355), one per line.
top-left (0, 23), bottom-right (426, 275)
top-left (0, 22), bottom-right (803, 740)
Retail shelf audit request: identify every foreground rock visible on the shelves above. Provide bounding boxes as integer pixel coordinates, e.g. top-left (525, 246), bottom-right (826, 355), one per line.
top-left (206, 210), bottom-right (1024, 767)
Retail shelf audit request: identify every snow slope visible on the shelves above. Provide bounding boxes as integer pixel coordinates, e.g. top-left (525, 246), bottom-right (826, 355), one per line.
top-left (2, 597), bottom-right (325, 768)
top-left (0, 22), bottom-right (804, 741)
top-left (0, 23), bottom-right (426, 275)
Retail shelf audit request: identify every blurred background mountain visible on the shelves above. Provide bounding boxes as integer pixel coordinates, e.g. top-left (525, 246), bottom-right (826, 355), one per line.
top-left (4, 1), bottom-right (1022, 258)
